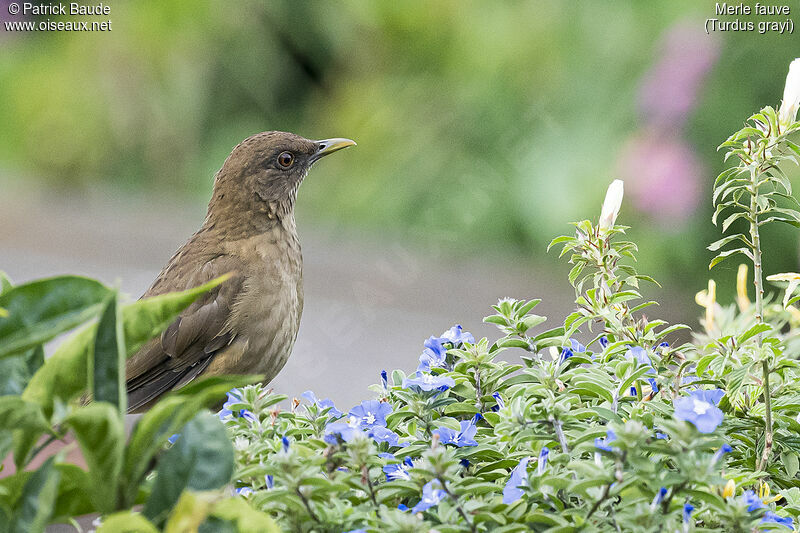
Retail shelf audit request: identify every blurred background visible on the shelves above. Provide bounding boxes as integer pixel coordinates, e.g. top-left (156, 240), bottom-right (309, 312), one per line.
top-left (1, 1), bottom-right (799, 406)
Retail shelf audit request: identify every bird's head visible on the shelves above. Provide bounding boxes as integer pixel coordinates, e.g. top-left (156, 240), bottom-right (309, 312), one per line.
top-left (208, 131), bottom-right (355, 225)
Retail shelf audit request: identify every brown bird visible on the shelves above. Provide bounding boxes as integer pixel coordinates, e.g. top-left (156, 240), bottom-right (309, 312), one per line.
top-left (125, 131), bottom-right (355, 412)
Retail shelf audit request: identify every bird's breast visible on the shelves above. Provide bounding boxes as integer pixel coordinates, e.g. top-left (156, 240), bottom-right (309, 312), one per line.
top-left (218, 227), bottom-right (303, 380)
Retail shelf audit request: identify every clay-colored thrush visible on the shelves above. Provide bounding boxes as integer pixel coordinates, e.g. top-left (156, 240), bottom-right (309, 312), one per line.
top-left (125, 131), bottom-right (355, 412)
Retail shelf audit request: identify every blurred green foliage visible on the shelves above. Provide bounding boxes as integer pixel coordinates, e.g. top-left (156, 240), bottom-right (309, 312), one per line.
top-left (1, 0), bottom-right (799, 293)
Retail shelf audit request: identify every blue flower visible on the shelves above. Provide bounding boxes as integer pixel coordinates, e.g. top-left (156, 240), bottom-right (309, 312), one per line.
top-left (440, 324), bottom-right (475, 346)
top-left (491, 391), bottom-right (505, 411)
top-left (383, 456), bottom-right (414, 481)
top-left (683, 503), bottom-right (694, 524)
top-left (647, 378), bottom-right (659, 394)
top-left (236, 486), bottom-right (253, 497)
top-left (655, 432), bottom-right (668, 440)
top-left (712, 443), bottom-right (733, 465)
top-left (502, 457), bottom-right (530, 504)
top-left (323, 419), bottom-right (364, 444)
top-left (459, 459), bottom-right (470, 468)
top-left (537, 447), bottom-right (549, 475)
top-left (369, 426), bottom-right (407, 447)
top-left (168, 433), bottom-right (180, 444)
top-left (599, 336), bottom-right (609, 348)
top-left (625, 346), bottom-right (655, 375)
top-left (265, 475), bottom-right (273, 489)
top-left (344, 529), bottom-right (367, 533)
top-left (681, 374), bottom-right (699, 388)
top-left (398, 504), bottom-right (409, 512)
top-left (559, 347), bottom-right (574, 363)
top-left (349, 400), bottom-right (392, 430)
top-left (650, 487), bottom-right (667, 509)
top-left (411, 479), bottom-right (447, 513)
top-left (281, 436), bottom-right (290, 452)
top-left (742, 490), bottom-right (765, 512)
top-left (418, 336), bottom-right (448, 371)
top-left (594, 430), bottom-right (617, 452)
top-left (762, 511), bottom-right (794, 528)
top-left (380, 370), bottom-right (388, 390)
top-left (674, 389), bottom-right (725, 433)
top-left (402, 372), bottom-right (455, 391)
top-left (570, 338), bottom-right (587, 353)
top-left (301, 390), bottom-right (343, 419)
top-left (630, 386), bottom-right (637, 397)
top-left (219, 389), bottom-right (256, 421)
top-left (434, 416), bottom-right (479, 447)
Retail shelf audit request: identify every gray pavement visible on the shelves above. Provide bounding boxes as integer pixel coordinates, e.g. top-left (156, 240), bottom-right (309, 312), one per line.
top-left (0, 186), bottom-right (577, 409)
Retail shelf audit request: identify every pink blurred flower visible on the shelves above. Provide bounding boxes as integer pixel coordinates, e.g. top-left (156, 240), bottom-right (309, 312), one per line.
top-left (638, 23), bottom-right (720, 129)
top-left (617, 131), bottom-right (703, 227)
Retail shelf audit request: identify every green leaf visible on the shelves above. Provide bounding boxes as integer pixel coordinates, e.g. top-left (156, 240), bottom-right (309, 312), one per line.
top-left (519, 314), bottom-right (546, 332)
top-left (63, 403), bottom-right (124, 513)
top-left (726, 363), bottom-right (753, 401)
top-left (608, 290), bottom-right (641, 305)
top-left (8, 456), bottom-right (61, 533)
top-left (709, 248), bottom-right (752, 269)
top-left (782, 452), bottom-right (799, 479)
top-left (0, 272), bottom-right (12, 295)
top-left (163, 491), bottom-right (214, 533)
top-left (618, 366), bottom-right (653, 398)
top-left (23, 275), bottom-right (231, 418)
top-left (0, 346), bottom-right (44, 396)
top-left (49, 464), bottom-right (94, 525)
top-left (707, 234), bottom-right (750, 252)
top-left (547, 235), bottom-right (573, 251)
top-left (92, 292), bottom-right (127, 414)
top-left (144, 413), bottom-right (234, 526)
top-left (737, 323), bottom-right (772, 344)
top-left (721, 211), bottom-right (751, 232)
top-left (97, 511), bottom-right (160, 533)
top-left (0, 396), bottom-right (51, 434)
top-left (122, 375), bottom-right (258, 508)
top-left (0, 276), bottom-right (110, 359)
top-left (568, 263), bottom-right (585, 286)
top-left (208, 497), bottom-right (281, 533)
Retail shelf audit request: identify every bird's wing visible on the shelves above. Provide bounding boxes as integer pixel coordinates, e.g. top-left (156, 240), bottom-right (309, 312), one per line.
top-left (126, 253), bottom-right (244, 412)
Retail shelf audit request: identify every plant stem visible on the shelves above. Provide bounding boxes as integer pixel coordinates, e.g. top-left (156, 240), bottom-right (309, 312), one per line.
top-left (438, 477), bottom-right (476, 533)
top-left (758, 359), bottom-right (773, 471)
top-left (749, 168), bottom-right (773, 472)
top-left (295, 487), bottom-right (322, 524)
top-left (362, 465), bottom-right (382, 518)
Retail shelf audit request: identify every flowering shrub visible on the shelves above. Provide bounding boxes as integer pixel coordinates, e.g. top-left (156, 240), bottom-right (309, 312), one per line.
top-left (2, 61), bottom-right (800, 533)
top-left (218, 61), bottom-right (800, 532)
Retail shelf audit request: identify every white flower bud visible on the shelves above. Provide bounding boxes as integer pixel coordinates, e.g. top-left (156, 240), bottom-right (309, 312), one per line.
top-left (779, 58), bottom-right (800, 127)
top-left (598, 179), bottom-right (624, 231)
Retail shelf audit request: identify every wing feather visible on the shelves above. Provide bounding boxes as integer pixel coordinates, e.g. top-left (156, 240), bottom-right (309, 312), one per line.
top-left (125, 252), bottom-right (244, 412)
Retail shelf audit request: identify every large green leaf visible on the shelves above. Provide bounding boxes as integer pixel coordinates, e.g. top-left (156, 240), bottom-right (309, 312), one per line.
top-left (204, 497), bottom-right (281, 533)
top-left (7, 456), bottom-right (61, 533)
top-left (63, 403), bottom-right (124, 513)
top-left (143, 412), bottom-right (234, 525)
top-left (0, 396), bottom-right (51, 434)
top-left (92, 292), bottom-right (127, 414)
top-left (121, 374), bottom-right (259, 509)
top-left (0, 276), bottom-right (110, 359)
top-left (22, 275), bottom-right (231, 418)
top-left (0, 346), bottom-right (44, 396)
top-left (96, 511), bottom-right (159, 533)
top-left (49, 464), bottom-right (94, 525)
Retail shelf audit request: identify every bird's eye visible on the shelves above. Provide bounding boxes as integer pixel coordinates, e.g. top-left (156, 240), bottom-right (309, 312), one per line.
top-left (277, 151), bottom-right (295, 168)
